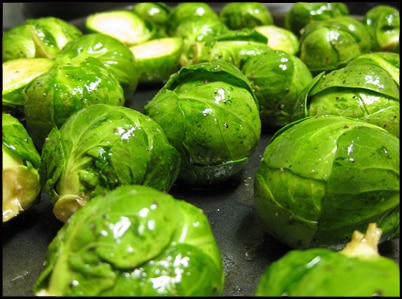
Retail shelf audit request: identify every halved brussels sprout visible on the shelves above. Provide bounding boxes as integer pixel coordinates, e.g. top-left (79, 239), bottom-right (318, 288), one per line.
top-left (132, 2), bottom-right (171, 38)
top-left (56, 33), bottom-right (139, 99)
top-left (2, 113), bottom-right (41, 223)
top-left (2, 16), bottom-right (82, 62)
top-left (2, 57), bottom-right (55, 118)
top-left (144, 60), bottom-right (261, 188)
top-left (255, 115), bottom-right (400, 249)
top-left (40, 104), bottom-right (181, 222)
top-left (85, 10), bottom-right (155, 46)
top-left (129, 37), bottom-right (183, 85)
top-left (219, 2), bottom-right (273, 30)
top-left (241, 49), bottom-right (313, 128)
top-left (284, 2), bottom-right (349, 36)
top-left (255, 223), bottom-right (400, 296)
top-left (34, 184), bottom-right (224, 296)
top-left (364, 5), bottom-right (400, 52)
top-left (254, 25), bottom-right (300, 55)
top-left (292, 54), bottom-right (400, 137)
top-left (23, 57), bottom-right (125, 149)
top-left (299, 16), bottom-right (373, 73)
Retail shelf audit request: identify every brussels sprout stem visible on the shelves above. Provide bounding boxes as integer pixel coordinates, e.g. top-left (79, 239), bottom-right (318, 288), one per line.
top-left (340, 223), bottom-right (381, 258)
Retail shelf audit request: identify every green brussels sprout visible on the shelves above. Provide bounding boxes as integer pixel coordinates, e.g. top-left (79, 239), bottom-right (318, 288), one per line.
top-left (255, 223), bottom-right (400, 296)
top-left (129, 37), bottom-right (183, 85)
top-left (284, 2), bottom-right (349, 37)
top-left (172, 15), bottom-right (229, 66)
top-left (241, 49), bottom-right (313, 128)
top-left (23, 57), bottom-right (125, 149)
top-left (2, 113), bottom-right (41, 223)
top-left (347, 52), bottom-right (400, 87)
top-left (85, 10), bottom-right (155, 46)
top-left (166, 2), bottom-right (220, 36)
top-left (254, 115), bottom-right (400, 249)
top-left (34, 184), bottom-right (224, 296)
top-left (254, 25), bottom-right (300, 55)
top-left (40, 104), bottom-right (181, 223)
top-left (2, 57), bottom-right (55, 119)
top-left (219, 2), bottom-right (273, 30)
top-left (56, 33), bottom-right (139, 99)
top-left (144, 60), bottom-right (261, 188)
top-left (2, 16), bottom-right (82, 62)
top-left (132, 2), bottom-right (171, 38)
top-left (364, 5), bottom-right (400, 52)
top-left (292, 54), bottom-right (400, 137)
top-left (299, 16), bottom-right (373, 73)
top-left (191, 28), bottom-right (271, 69)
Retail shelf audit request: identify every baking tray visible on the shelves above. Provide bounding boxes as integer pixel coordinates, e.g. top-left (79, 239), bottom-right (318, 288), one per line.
top-left (2, 3), bottom-right (400, 297)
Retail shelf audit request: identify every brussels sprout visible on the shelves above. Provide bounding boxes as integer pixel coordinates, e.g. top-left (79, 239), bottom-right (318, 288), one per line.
top-left (172, 15), bottom-right (229, 66)
top-left (85, 10), bottom-right (155, 46)
top-left (191, 28), bottom-right (271, 69)
top-left (40, 104), bottom-right (181, 222)
top-left (144, 60), bottom-right (261, 188)
top-left (2, 113), bottom-right (41, 223)
top-left (347, 52), bottom-right (400, 87)
top-left (254, 115), bottom-right (400, 249)
top-left (254, 223), bottom-right (400, 296)
top-left (364, 5), bottom-right (400, 52)
top-left (299, 16), bottom-right (373, 73)
top-left (166, 2), bottom-right (220, 36)
top-left (2, 16), bottom-right (82, 62)
top-left (292, 55), bottom-right (400, 137)
top-left (241, 49), bottom-right (313, 128)
top-left (254, 25), bottom-right (300, 55)
top-left (129, 37), bottom-right (183, 85)
top-left (219, 2), bottom-right (273, 30)
top-left (56, 33), bottom-right (139, 99)
top-left (23, 57), bottom-right (125, 149)
top-left (284, 2), bottom-right (349, 36)
top-left (132, 2), bottom-right (171, 38)
top-left (34, 184), bottom-right (224, 296)
top-left (2, 57), bottom-right (54, 118)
